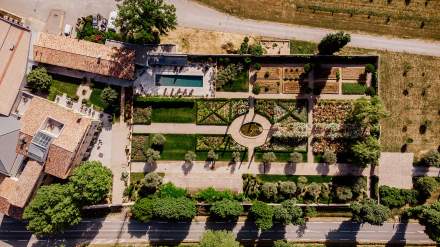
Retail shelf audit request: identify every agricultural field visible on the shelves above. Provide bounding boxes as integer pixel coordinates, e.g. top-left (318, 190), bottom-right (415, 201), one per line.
top-left (195, 0), bottom-right (440, 40)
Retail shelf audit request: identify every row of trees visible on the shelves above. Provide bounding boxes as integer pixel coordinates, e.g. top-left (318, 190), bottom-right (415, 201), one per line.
top-left (23, 161), bottom-right (112, 235)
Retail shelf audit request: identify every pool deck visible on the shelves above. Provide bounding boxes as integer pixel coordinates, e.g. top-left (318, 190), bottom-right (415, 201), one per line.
top-left (134, 65), bottom-right (214, 97)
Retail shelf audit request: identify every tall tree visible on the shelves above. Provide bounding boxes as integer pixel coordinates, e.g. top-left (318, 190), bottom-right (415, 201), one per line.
top-left (69, 161), bottom-right (113, 205)
top-left (250, 201), bottom-right (274, 231)
top-left (351, 136), bottom-right (381, 167)
top-left (116, 0), bottom-right (177, 44)
top-left (350, 199), bottom-right (390, 225)
top-left (350, 97), bottom-right (388, 133)
top-left (26, 67), bottom-right (52, 92)
top-left (210, 199), bottom-right (243, 220)
top-left (200, 230), bottom-right (240, 247)
top-left (100, 87), bottom-right (118, 106)
top-left (23, 184), bottom-right (81, 236)
top-left (318, 31), bottom-right (351, 55)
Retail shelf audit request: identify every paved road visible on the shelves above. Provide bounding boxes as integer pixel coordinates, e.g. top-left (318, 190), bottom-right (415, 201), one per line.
top-left (3, 0), bottom-right (440, 56)
top-left (0, 218), bottom-right (434, 246)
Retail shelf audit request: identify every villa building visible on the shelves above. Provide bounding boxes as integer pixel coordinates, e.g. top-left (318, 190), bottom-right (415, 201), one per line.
top-left (0, 94), bottom-right (100, 218)
top-left (33, 32), bottom-right (135, 83)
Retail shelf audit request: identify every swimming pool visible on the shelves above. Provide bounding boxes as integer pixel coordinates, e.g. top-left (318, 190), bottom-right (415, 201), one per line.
top-left (155, 74), bottom-right (203, 87)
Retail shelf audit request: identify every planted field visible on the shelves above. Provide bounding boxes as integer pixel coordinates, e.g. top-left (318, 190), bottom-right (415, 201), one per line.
top-left (195, 0), bottom-right (440, 40)
top-left (337, 46), bottom-right (440, 158)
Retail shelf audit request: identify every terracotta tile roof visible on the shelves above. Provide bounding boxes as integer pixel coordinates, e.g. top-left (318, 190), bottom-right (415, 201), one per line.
top-left (20, 96), bottom-right (93, 152)
top-left (33, 33), bottom-right (135, 80)
top-left (0, 19), bottom-right (31, 116)
top-left (0, 161), bottom-right (43, 218)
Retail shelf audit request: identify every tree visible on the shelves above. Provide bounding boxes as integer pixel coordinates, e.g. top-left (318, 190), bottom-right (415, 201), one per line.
top-left (69, 161), bottom-right (112, 205)
top-left (23, 184), bottom-right (81, 236)
top-left (335, 186), bottom-right (353, 202)
top-left (185, 150), bottom-right (197, 163)
top-left (151, 134), bottom-right (166, 146)
top-left (144, 148), bottom-right (161, 163)
top-left (151, 197), bottom-right (196, 221)
top-left (409, 201), bottom-right (440, 243)
top-left (297, 176), bottom-right (308, 194)
top-left (250, 201), bottom-right (274, 231)
top-left (142, 172), bottom-right (163, 193)
top-left (199, 230), bottom-right (240, 247)
top-left (262, 152), bottom-right (276, 165)
top-left (351, 136), bottom-right (381, 167)
top-left (289, 152), bottom-right (303, 164)
top-left (210, 199), bottom-right (243, 220)
top-left (26, 67), bottom-right (52, 92)
top-left (379, 185), bottom-right (417, 208)
top-left (281, 199), bottom-right (305, 225)
top-left (278, 181), bottom-right (297, 199)
top-left (157, 182), bottom-right (188, 198)
top-left (216, 64), bottom-right (242, 88)
top-left (273, 206), bottom-right (292, 225)
top-left (261, 182), bottom-right (278, 201)
top-left (323, 150), bottom-right (337, 165)
top-left (238, 37), bottom-right (265, 55)
top-left (131, 198), bottom-right (154, 222)
top-left (350, 96), bottom-right (388, 133)
top-left (207, 149), bottom-right (218, 162)
top-left (100, 87), bottom-right (118, 106)
top-left (116, 0), bottom-right (177, 44)
top-left (350, 199), bottom-right (391, 225)
top-left (318, 31), bottom-right (351, 55)
top-left (305, 182), bottom-right (321, 202)
top-left (414, 176), bottom-right (439, 200)
top-left (242, 174), bottom-right (260, 199)
top-left (420, 150), bottom-right (440, 167)
top-left (232, 151), bottom-right (241, 163)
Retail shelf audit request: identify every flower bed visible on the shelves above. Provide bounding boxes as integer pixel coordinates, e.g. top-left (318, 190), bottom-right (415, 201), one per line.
top-left (131, 135), bottom-right (148, 161)
top-left (257, 136), bottom-right (307, 152)
top-left (312, 123), bottom-right (365, 140)
top-left (240, 122), bottom-right (263, 137)
top-left (255, 99), bottom-right (307, 124)
top-left (133, 107), bottom-right (152, 125)
top-left (196, 99), bottom-right (249, 125)
top-left (312, 100), bottom-right (352, 124)
top-left (196, 135), bottom-right (246, 151)
top-left (273, 120), bottom-right (307, 139)
top-left (311, 137), bottom-right (350, 153)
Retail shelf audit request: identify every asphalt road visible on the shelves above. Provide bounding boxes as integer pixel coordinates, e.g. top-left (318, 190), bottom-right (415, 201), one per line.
top-left (2, 0), bottom-right (440, 56)
top-left (0, 218), bottom-right (434, 246)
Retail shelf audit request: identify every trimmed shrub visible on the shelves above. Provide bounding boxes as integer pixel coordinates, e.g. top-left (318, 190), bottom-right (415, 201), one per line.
top-left (210, 199), bottom-right (243, 220)
top-left (250, 201), bottom-right (274, 231)
top-left (157, 182), bottom-right (188, 198)
top-left (151, 197), bottom-right (197, 221)
top-left (195, 187), bottom-right (235, 203)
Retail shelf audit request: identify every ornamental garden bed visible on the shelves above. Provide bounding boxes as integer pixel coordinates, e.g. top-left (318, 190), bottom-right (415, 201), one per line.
top-left (255, 99), bottom-right (308, 124)
top-left (133, 97), bottom-right (195, 124)
top-left (196, 99), bottom-right (249, 125)
top-left (243, 174), bottom-right (367, 204)
top-left (131, 134), bottom-right (247, 162)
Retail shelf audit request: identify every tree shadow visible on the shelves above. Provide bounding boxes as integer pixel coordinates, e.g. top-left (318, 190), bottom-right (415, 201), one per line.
top-left (236, 218), bottom-right (259, 246)
top-left (181, 161), bottom-right (193, 175)
top-left (204, 218), bottom-right (238, 232)
top-left (325, 220), bottom-right (361, 245)
top-left (143, 161), bottom-right (157, 173)
top-left (130, 220), bottom-right (191, 246)
top-left (284, 162), bottom-right (297, 175)
top-left (386, 219), bottom-right (408, 247)
top-left (258, 223), bottom-right (286, 245)
top-left (33, 218), bottom-right (104, 247)
top-left (316, 163), bottom-right (330, 175)
top-left (259, 163), bottom-right (271, 174)
top-left (0, 216), bottom-right (32, 247)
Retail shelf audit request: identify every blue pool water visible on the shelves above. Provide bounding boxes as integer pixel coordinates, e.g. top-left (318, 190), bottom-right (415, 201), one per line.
top-left (155, 74), bottom-right (203, 87)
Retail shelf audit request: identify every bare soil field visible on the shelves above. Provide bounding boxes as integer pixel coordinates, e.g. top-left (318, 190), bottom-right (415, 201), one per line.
top-left (194, 0), bottom-right (440, 40)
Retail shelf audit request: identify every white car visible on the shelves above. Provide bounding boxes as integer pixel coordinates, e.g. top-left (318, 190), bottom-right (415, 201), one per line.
top-left (107, 11), bottom-right (117, 31)
top-left (63, 24), bottom-right (72, 36)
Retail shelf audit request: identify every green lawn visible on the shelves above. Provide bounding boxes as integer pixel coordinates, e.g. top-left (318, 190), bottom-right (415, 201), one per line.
top-left (255, 151), bottom-right (307, 163)
top-left (151, 104), bottom-right (195, 123)
top-left (342, 83), bottom-right (367, 95)
top-left (218, 70), bottom-right (249, 92)
top-left (47, 75), bottom-right (80, 101)
top-left (89, 87), bottom-right (105, 110)
top-left (157, 134), bottom-right (197, 160)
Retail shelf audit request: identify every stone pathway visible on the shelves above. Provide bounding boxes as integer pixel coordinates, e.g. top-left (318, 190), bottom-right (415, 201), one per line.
top-left (378, 152), bottom-right (414, 189)
top-left (133, 123), bottom-right (227, 134)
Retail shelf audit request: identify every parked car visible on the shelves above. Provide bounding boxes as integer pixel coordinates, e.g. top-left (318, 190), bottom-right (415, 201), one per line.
top-left (92, 15), bottom-right (98, 28)
top-left (107, 11), bottom-right (117, 31)
top-left (63, 24), bottom-right (73, 36)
